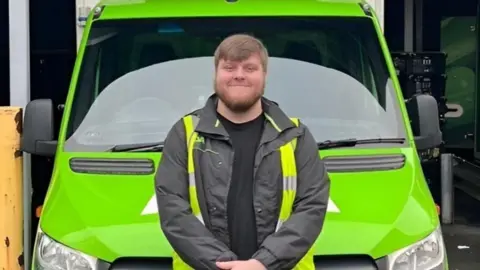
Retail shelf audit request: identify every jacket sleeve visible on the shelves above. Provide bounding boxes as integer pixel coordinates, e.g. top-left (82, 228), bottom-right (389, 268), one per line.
top-left (251, 123), bottom-right (331, 269)
top-left (155, 119), bottom-right (238, 269)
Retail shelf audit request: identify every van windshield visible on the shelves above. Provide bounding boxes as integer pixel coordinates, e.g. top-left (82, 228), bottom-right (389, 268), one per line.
top-left (64, 17), bottom-right (407, 152)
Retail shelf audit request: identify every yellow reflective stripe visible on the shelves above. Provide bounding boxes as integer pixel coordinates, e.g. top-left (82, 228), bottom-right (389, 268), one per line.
top-left (281, 117), bottom-right (315, 269)
top-left (174, 116), bottom-right (203, 270)
top-left (265, 115), bottom-right (300, 151)
top-left (183, 115), bottom-right (194, 142)
top-left (184, 117), bottom-right (196, 174)
top-left (280, 144), bottom-right (296, 177)
top-left (188, 172), bottom-right (195, 187)
top-left (265, 114), bottom-right (282, 132)
top-left (188, 132), bottom-right (203, 222)
top-left (189, 184), bottom-right (202, 220)
top-left (188, 175), bottom-right (203, 223)
top-left (290, 117), bottom-right (299, 126)
top-left (173, 252), bottom-right (193, 270)
top-left (187, 131), bottom-right (197, 174)
top-left (278, 143), bottom-right (297, 227)
top-left (277, 118), bottom-right (300, 230)
top-left (293, 248), bottom-right (315, 270)
top-left (182, 115), bottom-right (203, 223)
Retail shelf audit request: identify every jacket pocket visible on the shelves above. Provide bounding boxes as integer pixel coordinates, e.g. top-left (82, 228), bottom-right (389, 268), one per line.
top-left (205, 184), bottom-right (229, 239)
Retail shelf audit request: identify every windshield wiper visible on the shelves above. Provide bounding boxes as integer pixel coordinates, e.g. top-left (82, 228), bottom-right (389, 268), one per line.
top-left (109, 142), bottom-right (164, 152)
top-left (109, 137), bottom-right (405, 152)
top-left (317, 138), bottom-right (406, 150)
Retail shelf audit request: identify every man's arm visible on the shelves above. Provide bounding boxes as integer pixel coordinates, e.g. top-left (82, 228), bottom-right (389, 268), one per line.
top-left (155, 119), bottom-right (238, 269)
top-left (251, 123), bottom-right (330, 269)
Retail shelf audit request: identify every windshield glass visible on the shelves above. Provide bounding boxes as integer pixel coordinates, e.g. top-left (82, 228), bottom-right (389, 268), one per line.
top-left (64, 17), bottom-right (407, 152)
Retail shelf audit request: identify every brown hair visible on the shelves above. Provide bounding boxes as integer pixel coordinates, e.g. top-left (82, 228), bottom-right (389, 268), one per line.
top-left (214, 33), bottom-right (268, 71)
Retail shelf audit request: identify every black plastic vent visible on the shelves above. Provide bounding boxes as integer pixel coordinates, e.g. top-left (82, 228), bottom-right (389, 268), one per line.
top-left (324, 154), bottom-right (406, 173)
top-left (69, 158), bottom-right (154, 175)
top-left (103, 255), bottom-right (386, 270)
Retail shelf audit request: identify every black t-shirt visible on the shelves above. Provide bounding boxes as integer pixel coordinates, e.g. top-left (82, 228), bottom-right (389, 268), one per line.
top-left (217, 112), bottom-right (265, 260)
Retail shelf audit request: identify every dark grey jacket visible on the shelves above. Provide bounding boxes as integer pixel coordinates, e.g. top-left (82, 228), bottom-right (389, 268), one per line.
top-left (155, 94), bottom-right (330, 270)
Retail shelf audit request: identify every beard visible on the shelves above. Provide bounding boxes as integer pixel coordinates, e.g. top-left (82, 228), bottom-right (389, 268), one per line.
top-left (214, 82), bottom-right (264, 113)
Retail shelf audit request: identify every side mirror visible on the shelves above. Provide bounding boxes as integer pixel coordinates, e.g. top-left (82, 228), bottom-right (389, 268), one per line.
top-left (21, 99), bottom-right (58, 157)
top-left (406, 94), bottom-right (443, 150)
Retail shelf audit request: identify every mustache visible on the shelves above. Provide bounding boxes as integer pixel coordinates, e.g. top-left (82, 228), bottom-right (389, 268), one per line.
top-left (227, 83), bottom-right (252, 86)
top-left (227, 78), bottom-right (251, 87)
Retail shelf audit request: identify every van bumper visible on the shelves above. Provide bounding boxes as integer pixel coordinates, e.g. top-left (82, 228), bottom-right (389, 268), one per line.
top-left (98, 255), bottom-right (389, 270)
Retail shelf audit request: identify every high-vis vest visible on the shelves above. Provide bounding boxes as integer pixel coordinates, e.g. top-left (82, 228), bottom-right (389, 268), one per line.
top-left (172, 114), bottom-right (315, 270)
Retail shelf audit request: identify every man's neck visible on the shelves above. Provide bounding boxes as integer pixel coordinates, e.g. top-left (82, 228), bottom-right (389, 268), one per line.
top-left (217, 100), bottom-right (263, 124)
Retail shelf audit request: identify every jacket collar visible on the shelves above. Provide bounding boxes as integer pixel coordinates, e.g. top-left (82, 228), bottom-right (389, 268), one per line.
top-left (194, 93), bottom-right (296, 138)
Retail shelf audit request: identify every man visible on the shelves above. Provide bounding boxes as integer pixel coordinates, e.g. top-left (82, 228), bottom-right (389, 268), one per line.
top-left (155, 33), bottom-right (330, 270)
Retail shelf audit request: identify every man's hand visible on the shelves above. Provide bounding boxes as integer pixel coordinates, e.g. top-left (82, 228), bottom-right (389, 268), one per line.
top-left (216, 259), bottom-right (266, 270)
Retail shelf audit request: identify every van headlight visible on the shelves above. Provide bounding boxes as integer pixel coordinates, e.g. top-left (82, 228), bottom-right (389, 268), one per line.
top-left (388, 225), bottom-right (446, 270)
top-left (34, 229), bottom-right (97, 270)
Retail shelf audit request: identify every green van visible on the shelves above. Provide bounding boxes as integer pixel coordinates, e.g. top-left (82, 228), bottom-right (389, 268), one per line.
top-left (22, 0), bottom-right (448, 269)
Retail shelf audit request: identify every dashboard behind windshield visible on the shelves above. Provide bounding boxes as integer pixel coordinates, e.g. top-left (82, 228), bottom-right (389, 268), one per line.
top-left (64, 16), bottom-right (407, 152)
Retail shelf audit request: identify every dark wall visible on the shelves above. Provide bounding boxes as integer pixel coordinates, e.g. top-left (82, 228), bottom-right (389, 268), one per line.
top-left (422, 0), bottom-right (442, 52)
top-left (28, 0), bottom-right (77, 253)
top-left (384, 0), bottom-right (405, 52)
top-left (30, 0), bottom-right (76, 112)
top-left (0, 1), bottom-right (9, 106)
top-left (383, 0), bottom-right (469, 52)
top-left (422, 0), bottom-right (477, 52)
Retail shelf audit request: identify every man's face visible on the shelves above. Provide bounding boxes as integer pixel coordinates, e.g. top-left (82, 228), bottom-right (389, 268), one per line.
top-left (214, 53), bottom-right (266, 113)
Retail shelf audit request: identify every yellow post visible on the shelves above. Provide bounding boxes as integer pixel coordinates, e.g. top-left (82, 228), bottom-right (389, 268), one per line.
top-left (0, 107), bottom-right (24, 270)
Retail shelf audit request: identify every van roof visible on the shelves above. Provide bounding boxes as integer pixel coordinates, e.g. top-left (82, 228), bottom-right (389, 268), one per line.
top-left (95, 0), bottom-right (371, 20)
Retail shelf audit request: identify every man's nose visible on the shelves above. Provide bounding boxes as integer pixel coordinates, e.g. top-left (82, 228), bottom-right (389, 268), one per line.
top-left (233, 68), bottom-right (246, 78)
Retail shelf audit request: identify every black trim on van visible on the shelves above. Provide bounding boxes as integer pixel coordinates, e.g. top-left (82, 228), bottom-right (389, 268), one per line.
top-left (98, 255), bottom-right (388, 270)
top-left (69, 158), bottom-right (155, 175)
top-left (324, 154), bottom-right (406, 172)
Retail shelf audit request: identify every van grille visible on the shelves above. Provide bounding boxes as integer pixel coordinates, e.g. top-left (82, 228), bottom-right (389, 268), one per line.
top-left (69, 158), bottom-right (154, 175)
top-left (101, 255), bottom-right (387, 270)
top-left (324, 154), bottom-right (406, 173)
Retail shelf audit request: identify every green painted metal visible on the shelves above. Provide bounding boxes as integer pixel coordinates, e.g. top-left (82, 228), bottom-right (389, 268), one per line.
top-left (96, 0), bottom-right (367, 20)
top-left (39, 148), bottom-right (438, 262)
top-left (37, 0), bottom-right (440, 265)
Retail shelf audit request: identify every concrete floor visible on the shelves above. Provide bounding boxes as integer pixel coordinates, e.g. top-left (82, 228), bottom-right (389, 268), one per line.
top-left (442, 187), bottom-right (480, 269)
top-left (443, 224), bottom-right (480, 269)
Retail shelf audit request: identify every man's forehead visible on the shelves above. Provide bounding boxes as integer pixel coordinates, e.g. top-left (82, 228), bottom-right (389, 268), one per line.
top-left (220, 55), bottom-right (262, 65)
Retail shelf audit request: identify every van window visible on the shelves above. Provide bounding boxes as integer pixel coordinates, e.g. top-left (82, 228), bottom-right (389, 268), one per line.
top-left (64, 17), bottom-right (407, 152)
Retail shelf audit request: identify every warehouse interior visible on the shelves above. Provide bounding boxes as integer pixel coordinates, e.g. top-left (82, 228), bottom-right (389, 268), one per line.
top-left (2, 0), bottom-right (480, 267)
